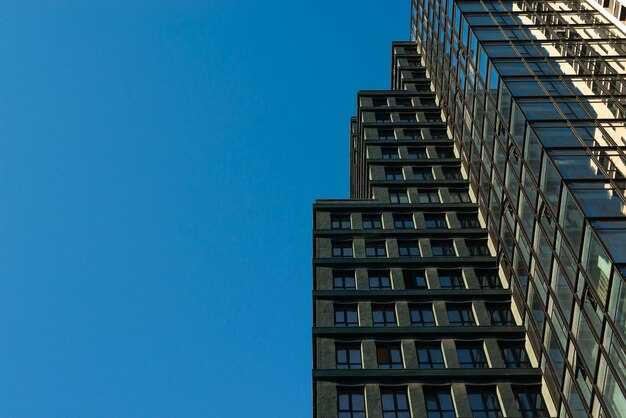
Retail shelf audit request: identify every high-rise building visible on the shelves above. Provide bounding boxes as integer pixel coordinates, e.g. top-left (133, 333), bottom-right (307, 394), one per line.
top-left (313, 1), bottom-right (626, 417)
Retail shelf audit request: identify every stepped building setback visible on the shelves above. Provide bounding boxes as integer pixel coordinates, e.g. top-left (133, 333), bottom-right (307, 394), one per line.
top-left (313, 0), bottom-right (626, 417)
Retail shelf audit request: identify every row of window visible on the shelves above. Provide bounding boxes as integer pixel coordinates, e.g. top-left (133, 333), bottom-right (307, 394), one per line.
top-left (337, 385), bottom-right (547, 417)
top-left (330, 212), bottom-right (479, 230)
top-left (376, 146), bottom-right (454, 159)
top-left (333, 302), bottom-right (514, 327)
top-left (335, 339), bottom-right (530, 369)
top-left (385, 188), bottom-right (471, 204)
top-left (364, 97), bottom-right (436, 108)
top-left (366, 127), bottom-right (448, 141)
top-left (331, 239), bottom-right (490, 258)
top-left (332, 268), bottom-right (501, 290)
top-left (332, 268), bottom-right (499, 290)
top-left (367, 111), bottom-right (442, 124)
top-left (384, 166), bottom-right (462, 180)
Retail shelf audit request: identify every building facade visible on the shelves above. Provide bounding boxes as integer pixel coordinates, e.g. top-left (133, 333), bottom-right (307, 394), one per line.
top-left (313, 1), bottom-right (626, 417)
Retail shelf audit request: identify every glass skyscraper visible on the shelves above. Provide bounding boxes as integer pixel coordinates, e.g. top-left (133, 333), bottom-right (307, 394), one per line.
top-left (313, 1), bottom-right (626, 417)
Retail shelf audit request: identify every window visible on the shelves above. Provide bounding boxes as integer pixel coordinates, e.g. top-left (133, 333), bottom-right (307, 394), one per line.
top-left (425, 213), bottom-right (447, 228)
top-left (447, 303), bottom-right (475, 325)
top-left (398, 240), bottom-right (420, 257)
top-left (438, 269), bottom-right (464, 289)
top-left (369, 270), bottom-right (391, 290)
top-left (404, 269), bottom-right (427, 289)
top-left (513, 386), bottom-right (549, 417)
top-left (336, 344), bottom-right (362, 369)
top-left (442, 167), bottom-right (462, 179)
top-left (332, 214), bottom-right (351, 229)
top-left (394, 214), bottom-right (414, 229)
top-left (450, 189), bottom-right (471, 203)
top-left (416, 342), bottom-right (445, 368)
top-left (389, 189), bottom-right (409, 203)
top-left (408, 147), bottom-right (428, 159)
top-left (476, 269), bottom-right (501, 289)
top-left (430, 128), bottom-right (446, 139)
top-left (386, 168), bottom-right (404, 180)
top-left (457, 343), bottom-right (488, 368)
top-left (424, 112), bottom-right (441, 122)
top-left (382, 147), bottom-right (399, 159)
top-left (410, 303), bottom-right (435, 326)
top-left (375, 112), bottom-right (392, 123)
top-left (404, 129), bottom-right (421, 139)
top-left (381, 388), bottom-right (411, 418)
top-left (500, 342), bottom-right (531, 368)
top-left (431, 239), bottom-right (455, 256)
top-left (466, 239), bottom-right (490, 256)
top-left (459, 214), bottom-right (480, 228)
top-left (413, 167), bottom-right (434, 180)
top-left (338, 388), bottom-right (366, 418)
top-left (486, 303), bottom-right (515, 325)
top-left (378, 129), bottom-right (395, 140)
top-left (424, 387), bottom-right (455, 417)
top-left (373, 98), bottom-right (388, 107)
top-left (436, 147), bottom-right (454, 158)
top-left (335, 304), bottom-right (359, 327)
top-left (362, 214), bottom-right (382, 229)
top-left (467, 387), bottom-right (502, 417)
top-left (396, 98), bottom-right (413, 107)
top-left (333, 241), bottom-right (354, 257)
top-left (365, 241), bottom-right (387, 257)
top-left (333, 270), bottom-right (356, 290)
top-left (418, 188), bottom-right (440, 203)
top-left (372, 304), bottom-right (396, 326)
top-left (376, 343), bottom-right (403, 369)
top-left (398, 112), bottom-right (417, 122)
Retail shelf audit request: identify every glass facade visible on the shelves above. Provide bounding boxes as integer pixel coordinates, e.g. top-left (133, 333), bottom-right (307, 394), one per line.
top-left (411, 0), bottom-right (626, 415)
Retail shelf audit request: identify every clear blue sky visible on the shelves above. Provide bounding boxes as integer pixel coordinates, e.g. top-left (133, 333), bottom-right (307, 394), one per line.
top-left (0, 1), bottom-right (408, 416)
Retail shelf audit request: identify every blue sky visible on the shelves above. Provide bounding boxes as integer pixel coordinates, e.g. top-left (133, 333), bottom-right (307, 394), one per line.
top-left (0, 1), bottom-right (408, 416)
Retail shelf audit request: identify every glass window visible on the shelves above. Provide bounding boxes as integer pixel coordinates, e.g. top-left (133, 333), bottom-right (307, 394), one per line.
top-left (332, 214), bottom-right (351, 229)
top-left (413, 167), bottom-right (434, 180)
top-left (332, 241), bottom-right (353, 257)
top-left (570, 183), bottom-right (626, 218)
top-left (447, 303), bottom-right (474, 325)
top-left (418, 189), bottom-right (440, 203)
top-left (333, 270), bottom-right (356, 290)
top-left (425, 213), bottom-right (447, 228)
top-left (365, 241), bottom-right (387, 257)
top-left (486, 303), bottom-right (515, 325)
top-left (386, 168), bottom-right (404, 180)
top-left (449, 188), bottom-right (471, 203)
top-left (336, 344), bottom-right (362, 369)
top-left (362, 214), bottom-right (382, 229)
top-left (335, 305), bottom-right (359, 327)
top-left (394, 214), bottom-right (414, 229)
top-left (513, 386), bottom-right (549, 417)
top-left (410, 303), bottom-right (435, 326)
top-left (381, 389), bottom-right (411, 418)
top-left (375, 112), bottom-right (392, 123)
top-left (376, 344), bottom-right (403, 369)
top-left (369, 270), bottom-right (391, 290)
top-left (408, 147), bottom-right (428, 159)
top-left (417, 343), bottom-right (445, 368)
top-left (582, 226), bottom-right (612, 302)
top-left (404, 269), bottom-right (427, 289)
top-left (466, 239), bottom-right (490, 256)
top-left (438, 269), bottom-right (464, 289)
top-left (457, 343), bottom-right (488, 368)
top-left (458, 213), bottom-right (480, 228)
top-left (432, 239), bottom-right (456, 256)
top-left (467, 387), bottom-right (502, 417)
top-left (500, 341), bottom-right (531, 368)
top-left (378, 129), bottom-right (396, 140)
top-left (338, 388), bottom-right (366, 418)
top-left (476, 269), bottom-right (501, 289)
top-left (372, 304), bottom-right (397, 326)
top-left (424, 387), bottom-right (455, 417)
top-left (390, 189), bottom-right (410, 203)
top-left (382, 147), bottom-right (400, 159)
top-left (442, 166), bottom-right (462, 179)
top-left (398, 240), bottom-right (420, 257)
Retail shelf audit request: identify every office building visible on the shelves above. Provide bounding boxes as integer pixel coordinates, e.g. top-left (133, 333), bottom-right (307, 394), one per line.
top-left (313, 0), bottom-right (626, 417)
